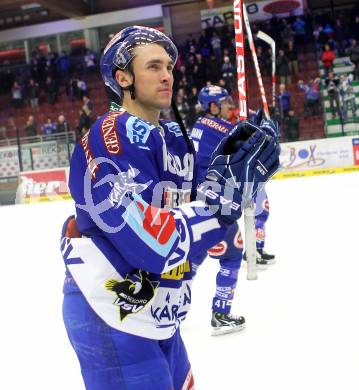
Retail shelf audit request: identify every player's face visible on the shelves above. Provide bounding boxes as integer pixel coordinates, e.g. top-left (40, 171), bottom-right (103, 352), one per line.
top-left (220, 99), bottom-right (231, 120)
top-left (209, 102), bottom-right (220, 116)
top-left (131, 44), bottom-right (174, 110)
top-left (221, 98), bottom-right (234, 120)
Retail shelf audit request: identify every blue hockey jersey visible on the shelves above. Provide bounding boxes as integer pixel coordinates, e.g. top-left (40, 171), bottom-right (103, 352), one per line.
top-left (61, 106), bottom-right (229, 339)
top-left (191, 115), bottom-right (233, 182)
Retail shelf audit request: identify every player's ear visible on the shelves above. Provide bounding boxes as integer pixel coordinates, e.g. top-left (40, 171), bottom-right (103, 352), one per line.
top-left (115, 69), bottom-right (133, 88)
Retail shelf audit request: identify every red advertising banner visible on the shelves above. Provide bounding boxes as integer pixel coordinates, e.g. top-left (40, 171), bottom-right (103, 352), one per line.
top-left (18, 168), bottom-right (70, 203)
top-left (353, 138), bottom-right (359, 166)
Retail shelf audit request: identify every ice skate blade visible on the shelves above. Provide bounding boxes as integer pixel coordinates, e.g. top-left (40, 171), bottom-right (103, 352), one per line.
top-left (211, 324), bottom-right (246, 336)
top-left (241, 262), bottom-right (269, 270)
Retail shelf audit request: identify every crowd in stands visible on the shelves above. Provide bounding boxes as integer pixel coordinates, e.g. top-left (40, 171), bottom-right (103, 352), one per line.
top-left (313, 9), bottom-right (359, 123)
top-left (0, 46), bottom-right (97, 142)
top-left (1, 4), bottom-right (359, 145)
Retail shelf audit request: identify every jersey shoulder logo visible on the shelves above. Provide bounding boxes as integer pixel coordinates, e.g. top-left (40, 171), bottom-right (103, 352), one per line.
top-left (165, 121), bottom-right (182, 137)
top-left (126, 116), bottom-right (155, 150)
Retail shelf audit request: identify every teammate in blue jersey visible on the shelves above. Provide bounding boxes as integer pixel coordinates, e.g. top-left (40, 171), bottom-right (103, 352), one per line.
top-left (191, 86), bottom-right (246, 335)
top-left (191, 86), bottom-right (278, 335)
top-left (60, 26), bottom-right (280, 390)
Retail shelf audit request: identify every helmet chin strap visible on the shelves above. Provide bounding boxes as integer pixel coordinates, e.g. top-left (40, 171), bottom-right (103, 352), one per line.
top-left (121, 69), bottom-right (136, 99)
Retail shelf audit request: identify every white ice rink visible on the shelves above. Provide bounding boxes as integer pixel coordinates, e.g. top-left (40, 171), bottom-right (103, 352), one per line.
top-left (1, 172), bottom-right (359, 390)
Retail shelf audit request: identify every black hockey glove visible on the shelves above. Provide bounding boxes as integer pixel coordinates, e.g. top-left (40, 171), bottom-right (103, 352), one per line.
top-left (197, 122), bottom-right (280, 225)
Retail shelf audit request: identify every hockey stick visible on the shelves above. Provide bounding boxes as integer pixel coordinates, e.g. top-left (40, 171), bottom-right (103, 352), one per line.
top-left (257, 30), bottom-right (276, 108)
top-left (233, 0), bottom-right (257, 281)
top-left (243, 6), bottom-right (270, 120)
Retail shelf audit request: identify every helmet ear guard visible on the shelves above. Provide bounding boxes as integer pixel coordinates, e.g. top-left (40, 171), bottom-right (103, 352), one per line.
top-left (101, 26), bottom-right (178, 99)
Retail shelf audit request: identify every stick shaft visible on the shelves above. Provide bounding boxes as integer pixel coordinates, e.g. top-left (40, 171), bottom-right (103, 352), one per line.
top-left (233, 1), bottom-right (257, 280)
top-left (233, 0), bottom-right (247, 120)
top-left (243, 7), bottom-right (270, 119)
top-left (257, 30), bottom-right (276, 108)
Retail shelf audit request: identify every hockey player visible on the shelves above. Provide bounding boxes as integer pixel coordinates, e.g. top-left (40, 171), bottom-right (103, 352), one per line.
top-left (191, 86), bottom-right (246, 335)
top-left (60, 26), bottom-right (280, 390)
top-left (191, 86), bottom-right (278, 335)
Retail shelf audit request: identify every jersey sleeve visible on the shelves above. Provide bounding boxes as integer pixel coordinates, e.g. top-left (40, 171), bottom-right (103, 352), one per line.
top-left (70, 113), bottom-right (228, 275)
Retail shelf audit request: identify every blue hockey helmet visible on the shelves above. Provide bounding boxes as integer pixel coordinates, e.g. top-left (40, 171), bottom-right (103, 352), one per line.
top-left (198, 86), bottom-right (230, 112)
top-left (100, 26), bottom-right (178, 98)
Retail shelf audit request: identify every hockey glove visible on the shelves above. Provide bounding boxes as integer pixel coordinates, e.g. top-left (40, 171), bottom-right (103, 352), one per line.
top-left (250, 109), bottom-right (281, 140)
top-left (197, 124), bottom-right (280, 225)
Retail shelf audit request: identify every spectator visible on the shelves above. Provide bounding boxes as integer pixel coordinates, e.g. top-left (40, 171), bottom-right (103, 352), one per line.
top-left (339, 74), bottom-right (357, 122)
top-left (207, 55), bottom-right (220, 83)
top-left (284, 110), bottom-right (300, 141)
top-left (67, 78), bottom-right (79, 101)
top-left (77, 108), bottom-right (92, 137)
top-left (334, 19), bottom-right (347, 57)
top-left (292, 17), bottom-right (306, 44)
top-left (324, 72), bottom-right (341, 119)
top-left (25, 115), bottom-right (37, 137)
top-left (210, 31), bottom-right (222, 63)
top-left (322, 23), bottom-right (335, 43)
top-left (42, 117), bottom-right (56, 137)
top-left (27, 79), bottom-right (40, 110)
top-left (84, 49), bottom-right (96, 73)
top-left (44, 76), bottom-right (57, 104)
top-left (190, 65), bottom-right (204, 89)
top-left (56, 114), bottom-right (70, 133)
top-left (11, 81), bottom-right (23, 109)
top-left (352, 15), bottom-right (359, 41)
top-left (348, 39), bottom-right (359, 80)
top-left (195, 53), bottom-right (207, 82)
top-left (276, 49), bottom-right (290, 85)
top-left (281, 21), bottom-right (294, 47)
top-left (277, 83), bottom-right (291, 121)
top-left (221, 56), bottom-right (235, 93)
top-left (58, 51), bottom-right (71, 79)
top-left (77, 78), bottom-right (88, 99)
top-left (263, 46), bottom-right (273, 77)
top-left (298, 78), bottom-right (321, 117)
top-left (82, 95), bottom-right (93, 114)
top-left (187, 86), bottom-right (198, 107)
top-left (286, 40), bottom-right (299, 80)
top-left (321, 44), bottom-right (335, 76)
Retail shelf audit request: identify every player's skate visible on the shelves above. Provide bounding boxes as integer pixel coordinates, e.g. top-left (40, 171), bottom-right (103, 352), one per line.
top-left (242, 250), bottom-right (275, 269)
top-left (257, 248), bottom-right (276, 264)
top-left (211, 312), bottom-right (246, 336)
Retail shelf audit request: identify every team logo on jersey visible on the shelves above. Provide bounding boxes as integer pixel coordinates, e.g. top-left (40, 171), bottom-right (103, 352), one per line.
top-left (166, 122), bottom-right (183, 137)
top-left (105, 270), bottom-right (159, 321)
top-left (208, 241), bottom-right (227, 256)
top-left (126, 117), bottom-right (154, 149)
top-left (97, 165), bottom-right (152, 209)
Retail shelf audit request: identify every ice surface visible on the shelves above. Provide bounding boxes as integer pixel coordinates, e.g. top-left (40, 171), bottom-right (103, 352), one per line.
top-left (1, 172), bottom-right (358, 390)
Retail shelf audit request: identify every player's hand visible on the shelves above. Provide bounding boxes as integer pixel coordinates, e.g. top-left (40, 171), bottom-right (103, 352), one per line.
top-left (249, 109), bottom-right (280, 140)
top-left (198, 125), bottom-right (280, 225)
